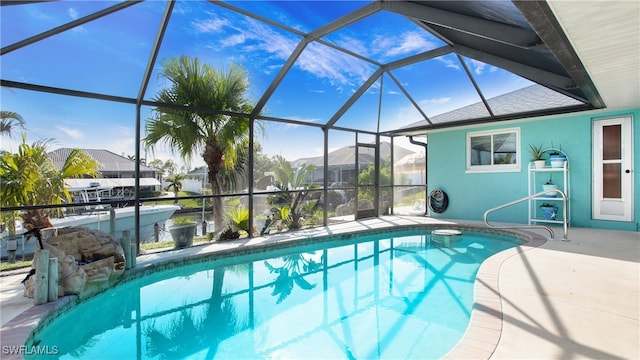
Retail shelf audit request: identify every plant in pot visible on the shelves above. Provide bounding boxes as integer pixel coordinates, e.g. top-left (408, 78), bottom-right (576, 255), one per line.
top-left (542, 174), bottom-right (559, 198)
top-left (548, 143), bottom-right (567, 168)
top-left (529, 144), bottom-right (546, 169)
top-left (169, 216), bottom-right (197, 249)
top-left (540, 203), bottom-right (558, 220)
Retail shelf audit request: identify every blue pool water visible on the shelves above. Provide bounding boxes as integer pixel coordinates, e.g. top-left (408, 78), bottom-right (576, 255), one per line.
top-left (27, 229), bottom-right (521, 359)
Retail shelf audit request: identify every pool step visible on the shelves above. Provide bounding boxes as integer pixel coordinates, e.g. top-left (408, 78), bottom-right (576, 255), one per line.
top-left (430, 229), bottom-right (462, 247)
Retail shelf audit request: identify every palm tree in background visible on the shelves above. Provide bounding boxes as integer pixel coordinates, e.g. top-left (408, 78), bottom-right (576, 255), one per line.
top-left (164, 173), bottom-right (187, 204)
top-left (144, 56), bottom-right (256, 235)
top-left (0, 136), bottom-right (99, 233)
top-left (126, 154), bottom-right (146, 165)
top-left (0, 110), bottom-right (25, 138)
top-left (269, 155), bottom-right (317, 230)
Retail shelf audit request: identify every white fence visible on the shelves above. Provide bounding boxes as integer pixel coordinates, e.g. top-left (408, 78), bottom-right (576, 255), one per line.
top-left (161, 179), bottom-right (205, 194)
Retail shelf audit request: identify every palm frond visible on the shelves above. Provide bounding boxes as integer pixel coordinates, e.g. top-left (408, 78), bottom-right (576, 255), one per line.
top-left (0, 110), bottom-right (26, 138)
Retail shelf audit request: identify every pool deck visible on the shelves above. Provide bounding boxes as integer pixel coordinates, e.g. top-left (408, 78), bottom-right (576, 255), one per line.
top-left (1, 216), bottom-right (638, 359)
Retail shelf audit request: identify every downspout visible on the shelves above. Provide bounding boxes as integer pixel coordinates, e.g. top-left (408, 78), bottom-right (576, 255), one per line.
top-left (408, 135), bottom-right (428, 216)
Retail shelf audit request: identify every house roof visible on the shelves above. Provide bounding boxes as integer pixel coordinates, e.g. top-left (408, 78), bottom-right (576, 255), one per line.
top-left (402, 84), bottom-right (583, 131)
top-left (48, 148), bottom-right (157, 173)
top-left (292, 141), bottom-right (415, 167)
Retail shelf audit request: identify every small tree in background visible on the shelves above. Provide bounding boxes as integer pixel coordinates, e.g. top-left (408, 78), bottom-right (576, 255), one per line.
top-left (0, 136), bottom-right (99, 232)
top-left (267, 155), bottom-right (317, 231)
top-left (164, 173), bottom-right (187, 204)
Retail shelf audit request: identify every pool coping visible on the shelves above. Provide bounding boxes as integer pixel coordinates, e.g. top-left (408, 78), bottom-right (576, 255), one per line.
top-left (0, 218), bottom-right (547, 359)
top-left (442, 229), bottom-right (546, 359)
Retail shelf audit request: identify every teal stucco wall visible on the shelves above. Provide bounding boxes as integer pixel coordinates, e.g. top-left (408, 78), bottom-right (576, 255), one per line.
top-left (426, 107), bottom-right (639, 232)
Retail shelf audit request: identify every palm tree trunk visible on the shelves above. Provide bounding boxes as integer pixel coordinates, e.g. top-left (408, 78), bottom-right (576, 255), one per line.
top-left (22, 209), bottom-right (53, 230)
top-left (210, 176), bottom-right (224, 235)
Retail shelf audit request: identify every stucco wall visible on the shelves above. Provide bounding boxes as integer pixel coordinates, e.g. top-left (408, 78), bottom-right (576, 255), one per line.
top-left (426, 107), bottom-right (639, 232)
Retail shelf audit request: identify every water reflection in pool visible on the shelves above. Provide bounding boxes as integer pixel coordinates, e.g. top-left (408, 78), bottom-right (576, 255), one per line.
top-left (28, 229), bottom-right (521, 359)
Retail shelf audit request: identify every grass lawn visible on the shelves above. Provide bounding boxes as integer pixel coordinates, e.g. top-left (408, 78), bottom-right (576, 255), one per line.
top-left (0, 260), bottom-right (32, 272)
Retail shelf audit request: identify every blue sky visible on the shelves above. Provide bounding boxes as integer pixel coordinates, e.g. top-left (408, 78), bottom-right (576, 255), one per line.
top-left (1, 0), bottom-right (533, 168)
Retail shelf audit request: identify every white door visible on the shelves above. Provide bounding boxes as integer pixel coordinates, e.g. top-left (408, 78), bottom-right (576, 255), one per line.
top-left (592, 116), bottom-right (634, 221)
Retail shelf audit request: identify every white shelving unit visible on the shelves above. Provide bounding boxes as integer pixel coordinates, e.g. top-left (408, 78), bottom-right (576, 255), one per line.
top-left (528, 154), bottom-right (570, 226)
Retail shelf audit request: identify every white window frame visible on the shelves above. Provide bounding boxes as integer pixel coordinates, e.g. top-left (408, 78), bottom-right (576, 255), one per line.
top-left (466, 127), bottom-right (521, 173)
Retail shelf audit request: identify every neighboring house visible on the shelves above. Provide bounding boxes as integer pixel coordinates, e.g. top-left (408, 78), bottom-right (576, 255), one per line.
top-left (180, 167), bottom-right (209, 194)
top-left (292, 141), bottom-right (415, 186)
top-left (48, 148), bottom-right (162, 196)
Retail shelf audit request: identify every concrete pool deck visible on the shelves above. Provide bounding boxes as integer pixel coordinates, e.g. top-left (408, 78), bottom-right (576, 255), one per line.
top-left (1, 216), bottom-right (638, 359)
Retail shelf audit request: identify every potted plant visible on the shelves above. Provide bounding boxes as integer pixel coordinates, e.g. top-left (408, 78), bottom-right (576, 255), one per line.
top-left (542, 174), bottom-right (558, 197)
top-left (548, 143), bottom-right (567, 168)
top-left (529, 144), bottom-right (546, 169)
top-left (169, 216), bottom-right (197, 249)
top-left (540, 203), bottom-right (558, 220)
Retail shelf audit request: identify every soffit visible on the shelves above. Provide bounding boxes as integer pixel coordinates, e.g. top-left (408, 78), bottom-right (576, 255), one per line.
top-left (546, 0), bottom-right (640, 110)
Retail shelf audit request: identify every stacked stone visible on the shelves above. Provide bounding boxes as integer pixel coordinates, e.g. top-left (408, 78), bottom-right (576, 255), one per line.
top-left (24, 227), bottom-right (126, 301)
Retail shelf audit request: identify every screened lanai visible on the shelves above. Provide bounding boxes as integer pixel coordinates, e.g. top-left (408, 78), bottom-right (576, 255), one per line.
top-left (1, 0), bottom-right (635, 243)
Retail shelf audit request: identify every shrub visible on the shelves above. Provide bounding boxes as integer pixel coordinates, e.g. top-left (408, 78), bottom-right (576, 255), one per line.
top-left (226, 207), bottom-right (249, 232)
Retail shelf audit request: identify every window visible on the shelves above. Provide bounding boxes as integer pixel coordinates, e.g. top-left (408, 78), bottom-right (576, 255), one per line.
top-left (466, 128), bottom-right (520, 172)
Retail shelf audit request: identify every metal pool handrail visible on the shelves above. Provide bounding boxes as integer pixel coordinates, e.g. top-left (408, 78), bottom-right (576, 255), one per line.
top-left (483, 189), bottom-right (568, 241)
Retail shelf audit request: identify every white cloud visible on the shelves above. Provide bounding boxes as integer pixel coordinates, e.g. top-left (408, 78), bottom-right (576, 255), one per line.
top-left (467, 59), bottom-right (499, 75)
top-left (419, 97), bottom-right (451, 107)
top-left (193, 16), bottom-right (296, 60)
top-left (221, 33), bottom-right (247, 47)
top-left (191, 14), bottom-right (371, 88)
top-left (0, 136), bottom-right (22, 153)
top-left (67, 8), bottom-right (78, 20)
top-left (56, 126), bottom-right (82, 139)
top-left (297, 42), bottom-right (373, 88)
top-left (471, 59), bottom-right (486, 75)
top-left (436, 56), bottom-right (460, 70)
top-left (66, 7), bottom-right (87, 34)
top-left (377, 31), bottom-right (437, 58)
top-left (334, 36), bottom-right (370, 58)
top-left (193, 18), bottom-right (229, 33)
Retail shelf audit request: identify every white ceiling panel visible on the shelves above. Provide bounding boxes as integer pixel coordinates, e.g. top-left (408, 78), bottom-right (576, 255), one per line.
top-left (548, 0), bottom-right (640, 110)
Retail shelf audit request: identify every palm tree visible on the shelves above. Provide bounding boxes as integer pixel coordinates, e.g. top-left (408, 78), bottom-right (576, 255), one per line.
top-left (269, 155), bottom-right (316, 230)
top-left (126, 154), bottom-right (146, 165)
top-left (144, 56), bottom-right (255, 235)
top-left (264, 253), bottom-right (321, 303)
top-left (143, 265), bottom-right (251, 358)
top-left (0, 110), bottom-right (25, 138)
top-left (0, 136), bottom-right (99, 232)
top-left (164, 173), bottom-right (186, 204)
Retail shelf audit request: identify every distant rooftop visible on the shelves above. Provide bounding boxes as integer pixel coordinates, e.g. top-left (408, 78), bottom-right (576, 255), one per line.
top-left (48, 148), bottom-right (157, 173)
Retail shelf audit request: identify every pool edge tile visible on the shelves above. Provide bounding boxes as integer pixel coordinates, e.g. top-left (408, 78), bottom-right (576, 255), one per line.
top-left (0, 217), bottom-right (545, 359)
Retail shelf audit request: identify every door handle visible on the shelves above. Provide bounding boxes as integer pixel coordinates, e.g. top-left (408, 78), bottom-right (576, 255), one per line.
top-left (625, 169), bottom-right (631, 173)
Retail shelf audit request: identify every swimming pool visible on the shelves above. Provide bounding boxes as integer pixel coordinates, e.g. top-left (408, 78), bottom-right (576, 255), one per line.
top-left (26, 227), bottom-right (524, 359)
